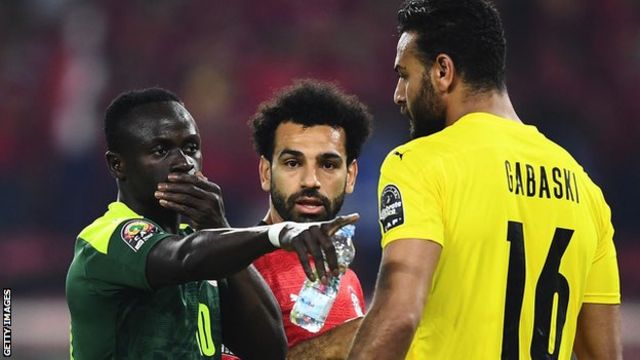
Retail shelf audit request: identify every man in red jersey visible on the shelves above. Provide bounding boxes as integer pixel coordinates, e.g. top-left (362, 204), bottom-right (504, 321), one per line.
top-left (247, 79), bottom-right (372, 359)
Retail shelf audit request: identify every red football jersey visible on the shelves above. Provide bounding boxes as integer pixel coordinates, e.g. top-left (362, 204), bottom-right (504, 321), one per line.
top-left (253, 249), bottom-right (366, 348)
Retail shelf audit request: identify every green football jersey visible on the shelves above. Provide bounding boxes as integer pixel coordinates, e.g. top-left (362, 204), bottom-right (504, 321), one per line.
top-left (66, 202), bottom-right (222, 359)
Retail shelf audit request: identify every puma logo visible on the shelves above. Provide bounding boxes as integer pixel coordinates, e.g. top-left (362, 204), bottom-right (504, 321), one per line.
top-left (394, 150), bottom-right (407, 160)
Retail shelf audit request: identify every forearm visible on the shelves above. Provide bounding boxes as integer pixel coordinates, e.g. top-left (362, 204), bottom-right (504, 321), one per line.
top-left (348, 302), bottom-right (417, 360)
top-left (348, 239), bottom-right (440, 359)
top-left (221, 266), bottom-right (286, 360)
top-left (147, 226), bottom-right (275, 287)
top-left (573, 303), bottom-right (622, 360)
top-left (184, 228), bottom-right (276, 278)
top-left (287, 317), bottom-right (363, 360)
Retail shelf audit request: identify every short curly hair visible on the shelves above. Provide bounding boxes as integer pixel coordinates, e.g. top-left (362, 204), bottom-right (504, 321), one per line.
top-left (249, 79), bottom-right (373, 163)
top-left (398, 0), bottom-right (507, 91)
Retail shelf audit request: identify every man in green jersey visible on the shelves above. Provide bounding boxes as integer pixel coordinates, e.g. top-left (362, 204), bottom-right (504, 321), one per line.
top-left (66, 88), bottom-right (357, 359)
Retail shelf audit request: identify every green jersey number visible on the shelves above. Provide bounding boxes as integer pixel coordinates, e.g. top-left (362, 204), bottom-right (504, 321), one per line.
top-left (501, 221), bottom-right (573, 360)
top-left (196, 303), bottom-right (216, 356)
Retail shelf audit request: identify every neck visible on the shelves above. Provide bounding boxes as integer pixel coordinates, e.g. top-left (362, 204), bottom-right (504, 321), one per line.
top-left (446, 87), bottom-right (521, 127)
top-left (262, 205), bottom-right (284, 225)
top-left (117, 189), bottom-right (180, 234)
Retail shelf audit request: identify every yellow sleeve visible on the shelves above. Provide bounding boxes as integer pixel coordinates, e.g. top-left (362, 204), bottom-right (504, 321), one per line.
top-left (378, 147), bottom-right (445, 248)
top-left (583, 191), bottom-right (621, 304)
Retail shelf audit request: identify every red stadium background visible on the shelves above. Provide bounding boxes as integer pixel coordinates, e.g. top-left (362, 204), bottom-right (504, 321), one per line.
top-left (0, 0), bottom-right (638, 358)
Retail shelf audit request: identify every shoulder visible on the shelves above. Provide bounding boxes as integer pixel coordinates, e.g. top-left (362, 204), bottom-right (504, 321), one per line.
top-left (76, 202), bottom-right (164, 254)
top-left (380, 136), bottom-right (453, 194)
top-left (382, 136), bottom-right (450, 172)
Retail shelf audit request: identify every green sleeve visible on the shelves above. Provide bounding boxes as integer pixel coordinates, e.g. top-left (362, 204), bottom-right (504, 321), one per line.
top-left (82, 219), bottom-right (173, 290)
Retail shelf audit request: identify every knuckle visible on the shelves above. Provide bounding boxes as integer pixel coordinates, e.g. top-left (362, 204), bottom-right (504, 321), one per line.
top-left (174, 204), bottom-right (185, 212)
top-left (322, 241), bottom-right (335, 251)
top-left (173, 195), bottom-right (186, 203)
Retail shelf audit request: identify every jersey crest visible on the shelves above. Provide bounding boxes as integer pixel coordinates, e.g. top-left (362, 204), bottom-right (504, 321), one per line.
top-left (348, 286), bottom-right (364, 316)
top-left (379, 184), bottom-right (404, 232)
top-left (120, 220), bottom-right (158, 251)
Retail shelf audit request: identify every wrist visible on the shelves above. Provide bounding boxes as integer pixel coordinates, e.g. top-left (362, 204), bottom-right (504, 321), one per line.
top-left (267, 222), bottom-right (289, 248)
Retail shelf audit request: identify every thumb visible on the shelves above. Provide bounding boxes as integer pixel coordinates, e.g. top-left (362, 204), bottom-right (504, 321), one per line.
top-left (195, 171), bottom-right (209, 181)
top-left (323, 213), bottom-right (359, 236)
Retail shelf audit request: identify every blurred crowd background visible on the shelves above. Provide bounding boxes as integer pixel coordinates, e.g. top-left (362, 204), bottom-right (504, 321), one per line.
top-left (1, 0), bottom-right (638, 358)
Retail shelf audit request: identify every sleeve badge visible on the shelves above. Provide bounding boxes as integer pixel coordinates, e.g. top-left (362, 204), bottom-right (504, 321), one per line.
top-left (120, 220), bottom-right (159, 252)
top-left (379, 184), bottom-right (404, 232)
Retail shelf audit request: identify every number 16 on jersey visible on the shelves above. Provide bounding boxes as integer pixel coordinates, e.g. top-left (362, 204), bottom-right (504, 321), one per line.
top-left (502, 221), bottom-right (573, 359)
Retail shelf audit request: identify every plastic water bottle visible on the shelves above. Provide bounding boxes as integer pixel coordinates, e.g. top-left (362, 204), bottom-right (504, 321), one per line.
top-left (290, 224), bottom-right (355, 333)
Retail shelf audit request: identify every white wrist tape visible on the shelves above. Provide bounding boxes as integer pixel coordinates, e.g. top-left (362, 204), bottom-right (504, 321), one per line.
top-left (267, 222), bottom-right (289, 248)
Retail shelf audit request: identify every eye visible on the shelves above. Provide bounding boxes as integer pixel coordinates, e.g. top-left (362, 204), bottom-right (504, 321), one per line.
top-left (183, 143), bottom-right (199, 155)
top-left (322, 161), bottom-right (339, 170)
top-left (152, 146), bottom-right (168, 156)
top-left (284, 159), bottom-right (300, 168)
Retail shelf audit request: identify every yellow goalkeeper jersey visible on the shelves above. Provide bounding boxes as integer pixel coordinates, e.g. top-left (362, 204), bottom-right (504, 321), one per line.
top-left (377, 112), bottom-right (620, 360)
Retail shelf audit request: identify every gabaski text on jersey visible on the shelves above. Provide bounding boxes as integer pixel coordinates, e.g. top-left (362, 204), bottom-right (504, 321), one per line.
top-left (504, 160), bottom-right (579, 203)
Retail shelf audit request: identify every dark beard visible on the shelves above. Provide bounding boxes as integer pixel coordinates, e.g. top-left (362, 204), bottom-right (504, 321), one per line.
top-left (408, 75), bottom-right (446, 139)
top-left (271, 186), bottom-right (345, 222)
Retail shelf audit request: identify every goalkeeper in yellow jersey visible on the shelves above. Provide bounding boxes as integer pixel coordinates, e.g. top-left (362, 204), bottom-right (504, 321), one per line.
top-left (348, 1), bottom-right (621, 359)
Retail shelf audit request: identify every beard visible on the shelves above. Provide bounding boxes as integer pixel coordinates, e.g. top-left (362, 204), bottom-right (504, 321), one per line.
top-left (407, 74), bottom-right (447, 139)
top-left (271, 185), bottom-right (345, 223)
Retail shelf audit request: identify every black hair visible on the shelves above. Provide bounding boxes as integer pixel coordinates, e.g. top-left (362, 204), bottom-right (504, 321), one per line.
top-left (104, 87), bottom-right (182, 151)
top-left (250, 79), bottom-right (373, 163)
top-left (398, 0), bottom-right (507, 91)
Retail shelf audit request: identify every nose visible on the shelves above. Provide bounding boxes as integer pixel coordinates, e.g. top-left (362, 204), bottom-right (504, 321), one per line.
top-left (300, 165), bottom-right (321, 189)
top-left (170, 149), bottom-right (195, 174)
top-left (394, 79), bottom-right (406, 106)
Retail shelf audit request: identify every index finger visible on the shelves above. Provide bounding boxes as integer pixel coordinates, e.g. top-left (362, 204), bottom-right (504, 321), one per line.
top-left (167, 172), bottom-right (199, 183)
top-left (167, 172), bottom-right (220, 193)
top-left (322, 213), bottom-right (359, 236)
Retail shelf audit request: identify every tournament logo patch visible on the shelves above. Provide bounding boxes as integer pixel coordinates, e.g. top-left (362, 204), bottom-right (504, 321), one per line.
top-left (379, 184), bottom-right (404, 232)
top-left (121, 220), bottom-right (158, 252)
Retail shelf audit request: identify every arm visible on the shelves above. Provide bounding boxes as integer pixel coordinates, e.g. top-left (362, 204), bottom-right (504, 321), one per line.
top-left (573, 303), bottom-right (621, 360)
top-left (220, 265), bottom-right (287, 360)
top-left (347, 239), bottom-right (441, 359)
top-left (146, 215), bottom-right (359, 288)
top-left (147, 226), bottom-right (272, 288)
top-left (287, 317), bottom-right (363, 360)
top-left (573, 190), bottom-right (621, 359)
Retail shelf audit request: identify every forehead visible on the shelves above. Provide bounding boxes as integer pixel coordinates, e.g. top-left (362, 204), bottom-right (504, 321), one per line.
top-left (395, 31), bottom-right (423, 69)
top-left (124, 101), bottom-right (199, 141)
top-left (273, 122), bottom-right (346, 156)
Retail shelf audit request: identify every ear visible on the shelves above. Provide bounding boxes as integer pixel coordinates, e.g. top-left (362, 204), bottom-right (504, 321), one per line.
top-left (258, 156), bottom-right (271, 192)
top-left (345, 159), bottom-right (358, 194)
top-left (431, 53), bottom-right (456, 93)
top-left (106, 151), bottom-right (126, 180)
